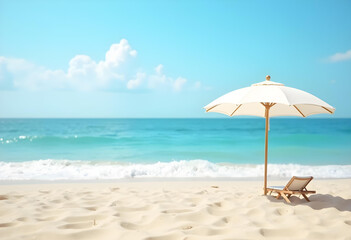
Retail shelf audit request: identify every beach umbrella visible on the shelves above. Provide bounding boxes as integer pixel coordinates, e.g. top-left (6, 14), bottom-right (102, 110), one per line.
top-left (204, 75), bottom-right (335, 195)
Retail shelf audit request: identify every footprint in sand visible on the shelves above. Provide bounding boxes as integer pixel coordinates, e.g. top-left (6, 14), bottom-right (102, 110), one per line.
top-left (50, 199), bottom-right (62, 204)
top-left (63, 195), bottom-right (72, 201)
top-left (213, 202), bottom-right (222, 207)
top-left (40, 205), bottom-right (52, 210)
top-left (213, 216), bottom-right (230, 226)
top-left (120, 221), bottom-right (140, 230)
top-left (17, 217), bottom-right (29, 222)
top-left (58, 222), bottom-right (94, 229)
top-left (110, 187), bottom-right (119, 192)
top-left (84, 206), bottom-right (98, 211)
top-left (181, 225), bottom-right (193, 230)
top-left (39, 190), bottom-right (51, 194)
top-left (195, 190), bottom-right (208, 195)
top-left (110, 200), bottom-right (120, 206)
top-left (0, 195), bottom-right (9, 200)
top-left (0, 222), bottom-right (17, 228)
top-left (274, 207), bottom-right (295, 216)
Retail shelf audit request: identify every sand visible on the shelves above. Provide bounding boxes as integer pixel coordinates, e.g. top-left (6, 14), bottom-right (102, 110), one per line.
top-left (0, 179), bottom-right (350, 240)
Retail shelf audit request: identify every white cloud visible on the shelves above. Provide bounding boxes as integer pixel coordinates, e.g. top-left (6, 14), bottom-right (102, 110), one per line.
top-left (130, 50), bottom-right (137, 57)
top-left (127, 72), bottom-right (146, 89)
top-left (0, 39), bottom-right (136, 91)
top-left (173, 77), bottom-right (187, 91)
top-left (193, 81), bottom-right (201, 89)
top-left (0, 39), bottom-right (199, 92)
top-left (155, 64), bottom-right (163, 75)
top-left (0, 57), bottom-right (67, 90)
top-left (103, 39), bottom-right (137, 68)
top-left (148, 64), bottom-right (167, 89)
top-left (147, 64), bottom-right (188, 91)
top-left (328, 49), bottom-right (351, 62)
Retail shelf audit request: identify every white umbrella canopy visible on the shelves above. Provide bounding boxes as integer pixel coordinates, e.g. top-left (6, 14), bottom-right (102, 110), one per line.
top-left (205, 77), bottom-right (334, 117)
top-left (204, 76), bottom-right (335, 194)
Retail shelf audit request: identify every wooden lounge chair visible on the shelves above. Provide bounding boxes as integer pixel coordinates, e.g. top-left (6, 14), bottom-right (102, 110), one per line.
top-left (267, 176), bottom-right (316, 203)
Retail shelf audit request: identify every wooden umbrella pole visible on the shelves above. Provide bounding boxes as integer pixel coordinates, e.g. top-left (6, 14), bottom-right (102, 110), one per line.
top-left (264, 104), bottom-right (270, 195)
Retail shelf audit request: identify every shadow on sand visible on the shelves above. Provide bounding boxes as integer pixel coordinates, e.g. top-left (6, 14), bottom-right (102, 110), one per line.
top-left (267, 194), bottom-right (351, 212)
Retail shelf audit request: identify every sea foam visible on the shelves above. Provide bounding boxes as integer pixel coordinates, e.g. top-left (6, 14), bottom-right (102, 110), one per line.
top-left (0, 159), bottom-right (350, 180)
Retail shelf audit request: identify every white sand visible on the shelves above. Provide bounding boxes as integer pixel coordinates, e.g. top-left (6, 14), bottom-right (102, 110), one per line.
top-left (0, 179), bottom-right (350, 240)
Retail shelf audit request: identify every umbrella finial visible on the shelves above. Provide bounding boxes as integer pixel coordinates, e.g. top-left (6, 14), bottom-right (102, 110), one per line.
top-left (266, 75), bottom-right (271, 81)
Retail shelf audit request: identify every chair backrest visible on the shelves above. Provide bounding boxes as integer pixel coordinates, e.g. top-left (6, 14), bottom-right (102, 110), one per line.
top-left (285, 176), bottom-right (313, 191)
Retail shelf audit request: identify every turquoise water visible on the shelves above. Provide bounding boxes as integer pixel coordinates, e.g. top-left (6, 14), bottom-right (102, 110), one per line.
top-left (0, 118), bottom-right (350, 179)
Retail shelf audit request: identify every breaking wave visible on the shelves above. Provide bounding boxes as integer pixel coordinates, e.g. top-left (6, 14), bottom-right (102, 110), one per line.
top-left (0, 159), bottom-right (350, 180)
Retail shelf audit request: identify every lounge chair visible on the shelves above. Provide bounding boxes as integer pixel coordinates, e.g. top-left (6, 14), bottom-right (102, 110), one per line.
top-left (267, 176), bottom-right (316, 203)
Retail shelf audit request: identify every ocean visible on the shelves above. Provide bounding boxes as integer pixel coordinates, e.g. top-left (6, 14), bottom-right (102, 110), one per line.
top-left (0, 118), bottom-right (350, 180)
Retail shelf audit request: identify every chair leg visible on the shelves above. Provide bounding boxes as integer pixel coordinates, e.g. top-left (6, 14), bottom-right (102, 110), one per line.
top-left (276, 193), bottom-right (281, 199)
top-left (302, 194), bottom-right (310, 202)
top-left (281, 194), bottom-right (291, 203)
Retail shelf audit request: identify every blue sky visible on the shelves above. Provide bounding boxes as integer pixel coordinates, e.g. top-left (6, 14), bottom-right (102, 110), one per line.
top-left (0, 0), bottom-right (350, 118)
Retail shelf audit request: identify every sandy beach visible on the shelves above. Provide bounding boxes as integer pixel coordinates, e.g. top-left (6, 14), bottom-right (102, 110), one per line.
top-left (0, 179), bottom-right (350, 240)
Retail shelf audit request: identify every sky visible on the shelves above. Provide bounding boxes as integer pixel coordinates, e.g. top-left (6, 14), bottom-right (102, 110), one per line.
top-left (0, 0), bottom-right (350, 118)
